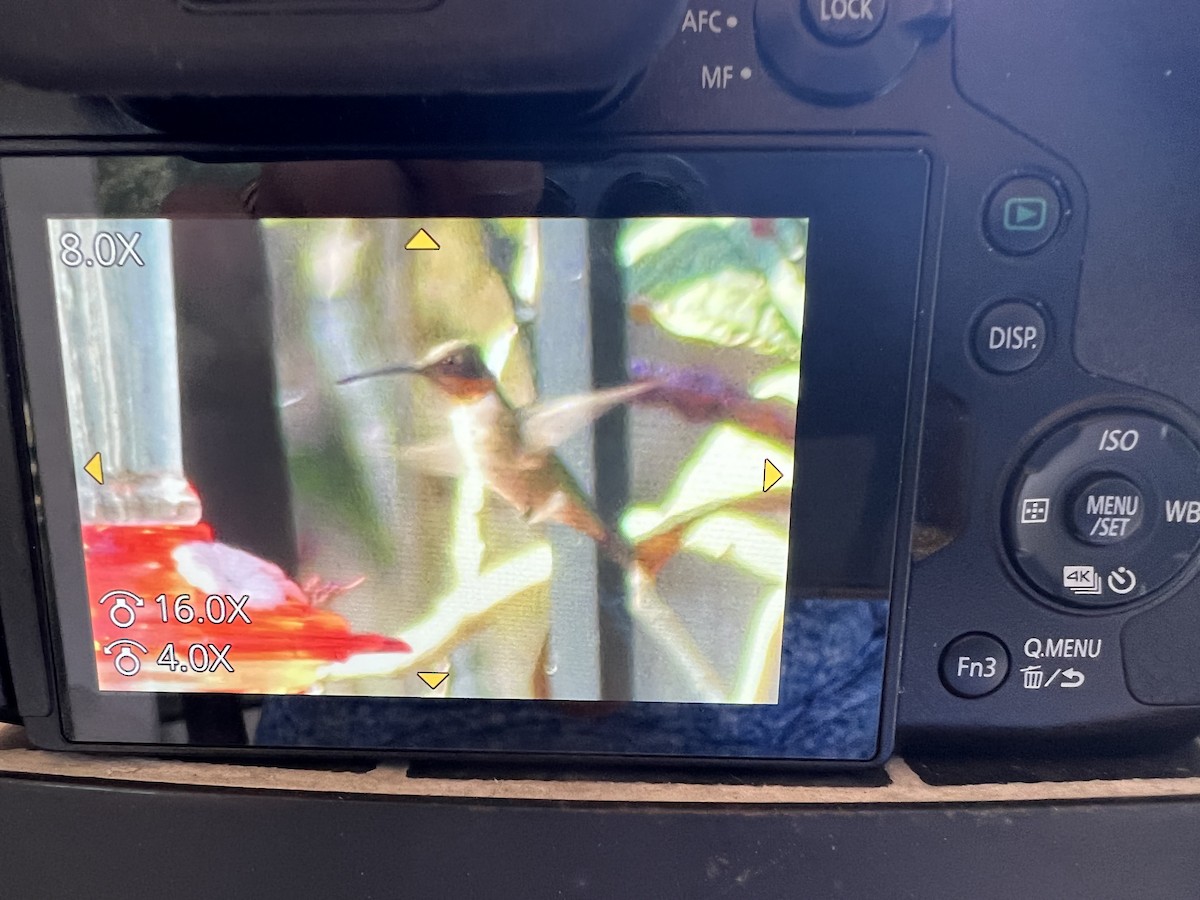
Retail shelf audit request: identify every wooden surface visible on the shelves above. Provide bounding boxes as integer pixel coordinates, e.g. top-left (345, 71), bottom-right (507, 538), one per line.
top-left (4, 724), bottom-right (1200, 804)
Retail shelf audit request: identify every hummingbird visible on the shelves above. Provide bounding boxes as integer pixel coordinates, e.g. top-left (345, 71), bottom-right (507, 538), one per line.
top-left (338, 340), bottom-right (653, 567)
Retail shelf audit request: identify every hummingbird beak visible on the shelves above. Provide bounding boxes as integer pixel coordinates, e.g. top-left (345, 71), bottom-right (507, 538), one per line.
top-left (336, 363), bottom-right (421, 386)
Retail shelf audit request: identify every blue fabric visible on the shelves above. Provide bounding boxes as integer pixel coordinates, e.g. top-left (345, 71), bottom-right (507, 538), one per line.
top-left (255, 598), bottom-right (888, 761)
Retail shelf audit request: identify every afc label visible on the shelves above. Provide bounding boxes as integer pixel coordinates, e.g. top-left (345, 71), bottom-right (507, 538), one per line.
top-left (681, 9), bottom-right (738, 33)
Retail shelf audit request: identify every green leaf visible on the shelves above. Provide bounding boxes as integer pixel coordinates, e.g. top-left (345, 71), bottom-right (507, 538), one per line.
top-left (681, 512), bottom-right (790, 584)
top-left (645, 269), bottom-right (802, 358)
top-left (621, 220), bottom-right (805, 359)
top-left (750, 364), bottom-right (801, 403)
top-left (623, 423), bottom-right (794, 539)
top-left (618, 218), bottom-right (738, 268)
top-left (623, 221), bottom-right (757, 297)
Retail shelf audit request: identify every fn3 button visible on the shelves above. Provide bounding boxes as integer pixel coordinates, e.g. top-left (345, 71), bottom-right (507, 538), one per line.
top-left (941, 633), bottom-right (1010, 698)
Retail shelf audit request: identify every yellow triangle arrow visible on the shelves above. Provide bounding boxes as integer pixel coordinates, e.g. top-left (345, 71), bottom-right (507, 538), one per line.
top-left (84, 452), bottom-right (104, 485)
top-left (405, 228), bottom-right (440, 251)
top-left (763, 458), bottom-right (783, 493)
top-left (418, 671), bottom-right (449, 690)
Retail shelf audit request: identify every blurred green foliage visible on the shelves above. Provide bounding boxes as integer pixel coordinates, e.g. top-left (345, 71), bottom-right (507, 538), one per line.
top-left (620, 218), bottom-right (807, 360)
top-left (617, 216), bottom-right (806, 702)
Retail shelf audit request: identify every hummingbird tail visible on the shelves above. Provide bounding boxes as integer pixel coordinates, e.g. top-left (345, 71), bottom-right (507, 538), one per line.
top-left (628, 526), bottom-right (689, 579)
top-left (533, 486), bottom-right (636, 569)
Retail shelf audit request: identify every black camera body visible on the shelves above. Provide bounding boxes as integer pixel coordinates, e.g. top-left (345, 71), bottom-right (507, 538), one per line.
top-left (1, 0), bottom-right (1200, 766)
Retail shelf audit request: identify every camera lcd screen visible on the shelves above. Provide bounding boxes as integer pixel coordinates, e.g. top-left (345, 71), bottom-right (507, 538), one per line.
top-left (50, 215), bottom-right (807, 705)
top-left (2, 152), bottom-right (927, 760)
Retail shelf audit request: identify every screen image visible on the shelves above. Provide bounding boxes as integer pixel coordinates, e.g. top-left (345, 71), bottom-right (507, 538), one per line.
top-left (49, 215), bottom-right (807, 705)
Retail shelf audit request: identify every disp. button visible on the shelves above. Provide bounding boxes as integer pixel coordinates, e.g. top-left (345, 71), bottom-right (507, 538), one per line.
top-left (973, 301), bottom-right (1047, 373)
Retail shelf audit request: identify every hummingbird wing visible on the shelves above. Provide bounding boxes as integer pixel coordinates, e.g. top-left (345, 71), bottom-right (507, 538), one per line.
top-left (518, 381), bottom-right (655, 453)
top-left (395, 437), bottom-right (465, 477)
top-left (353, 420), bottom-right (467, 477)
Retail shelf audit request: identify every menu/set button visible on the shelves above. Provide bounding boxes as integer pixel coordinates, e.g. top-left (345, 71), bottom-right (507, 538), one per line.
top-left (973, 301), bottom-right (1047, 374)
top-left (1070, 475), bottom-right (1145, 545)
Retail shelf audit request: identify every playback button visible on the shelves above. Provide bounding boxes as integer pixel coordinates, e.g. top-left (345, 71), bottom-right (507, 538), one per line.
top-left (984, 175), bottom-right (1064, 256)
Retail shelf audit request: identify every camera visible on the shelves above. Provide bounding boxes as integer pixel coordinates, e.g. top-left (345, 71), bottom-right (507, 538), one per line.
top-left (0, 0), bottom-right (1198, 767)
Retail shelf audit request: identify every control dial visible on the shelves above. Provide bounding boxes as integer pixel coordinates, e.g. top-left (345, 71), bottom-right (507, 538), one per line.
top-left (1007, 411), bottom-right (1200, 609)
top-left (756, 0), bottom-right (950, 105)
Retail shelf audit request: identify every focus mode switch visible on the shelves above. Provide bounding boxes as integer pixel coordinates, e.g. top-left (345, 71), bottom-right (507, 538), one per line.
top-left (973, 301), bottom-right (1047, 373)
top-left (940, 633), bottom-right (1010, 698)
top-left (804, 0), bottom-right (886, 45)
top-left (756, 0), bottom-right (948, 105)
